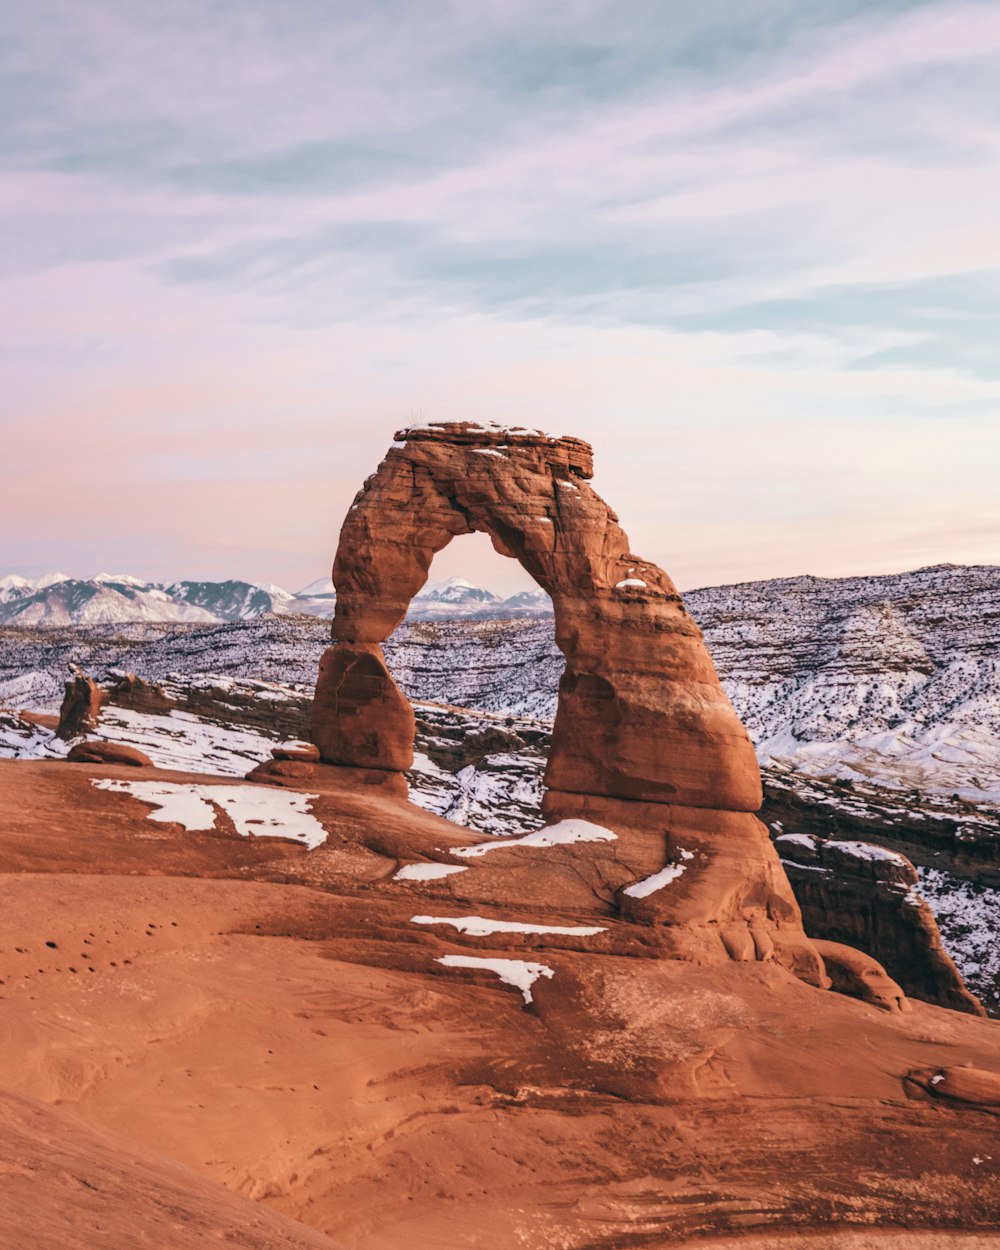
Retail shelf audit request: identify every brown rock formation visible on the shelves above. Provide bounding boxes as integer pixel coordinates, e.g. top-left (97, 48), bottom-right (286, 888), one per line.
top-left (107, 673), bottom-right (175, 716)
top-left (57, 666), bottom-right (107, 740)
top-left (311, 422), bottom-right (830, 979)
top-left (812, 939), bottom-right (909, 1013)
top-left (66, 741), bottom-right (153, 768)
top-left (3, 756), bottom-right (1000, 1247)
top-left (313, 421), bottom-right (760, 811)
top-left (272, 741), bottom-right (321, 763)
top-left (907, 1065), bottom-right (1000, 1109)
top-left (776, 832), bottom-right (984, 1015)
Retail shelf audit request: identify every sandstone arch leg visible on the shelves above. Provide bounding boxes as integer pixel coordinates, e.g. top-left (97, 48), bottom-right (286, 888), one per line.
top-left (311, 643), bottom-right (414, 771)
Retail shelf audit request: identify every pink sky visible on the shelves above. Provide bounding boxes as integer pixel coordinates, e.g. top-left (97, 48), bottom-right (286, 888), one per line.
top-left (2, 1), bottom-right (998, 595)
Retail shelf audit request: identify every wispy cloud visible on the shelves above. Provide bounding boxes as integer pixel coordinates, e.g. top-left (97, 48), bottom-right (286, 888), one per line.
top-left (1, 0), bottom-right (997, 590)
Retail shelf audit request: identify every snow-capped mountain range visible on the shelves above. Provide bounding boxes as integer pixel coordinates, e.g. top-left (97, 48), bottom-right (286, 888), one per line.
top-left (0, 572), bottom-right (552, 626)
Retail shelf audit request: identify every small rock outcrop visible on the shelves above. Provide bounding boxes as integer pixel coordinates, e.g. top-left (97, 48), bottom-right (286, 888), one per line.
top-left (57, 667), bottom-right (107, 740)
top-left (906, 1065), bottom-right (1000, 1109)
top-left (66, 741), bottom-right (153, 768)
top-left (812, 939), bottom-right (909, 1013)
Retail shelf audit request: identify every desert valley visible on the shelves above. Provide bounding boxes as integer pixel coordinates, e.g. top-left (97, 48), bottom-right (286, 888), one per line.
top-left (1, 421), bottom-right (998, 1249)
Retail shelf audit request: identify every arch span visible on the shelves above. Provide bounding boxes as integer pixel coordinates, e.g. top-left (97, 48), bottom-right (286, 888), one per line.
top-left (311, 421), bottom-right (761, 813)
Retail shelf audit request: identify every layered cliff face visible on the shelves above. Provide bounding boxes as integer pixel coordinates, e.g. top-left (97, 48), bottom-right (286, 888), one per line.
top-left (775, 832), bottom-right (984, 1015)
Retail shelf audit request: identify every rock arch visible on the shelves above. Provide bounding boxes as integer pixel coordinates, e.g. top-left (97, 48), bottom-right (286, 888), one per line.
top-left (311, 421), bottom-right (761, 813)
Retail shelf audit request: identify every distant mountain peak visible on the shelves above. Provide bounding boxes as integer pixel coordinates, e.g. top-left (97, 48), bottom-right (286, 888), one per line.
top-left (95, 572), bottom-right (148, 587)
top-left (296, 577), bottom-right (335, 598)
top-left (415, 576), bottom-right (500, 604)
top-left (33, 571), bottom-right (72, 590)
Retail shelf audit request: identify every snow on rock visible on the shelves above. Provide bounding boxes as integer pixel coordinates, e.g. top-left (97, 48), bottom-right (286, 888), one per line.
top-left (411, 915), bottom-right (605, 936)
top-left (450, 818), bottom-right (616, 858)
top-left (916, 866), bottom-right (1000, 1011)
top-left (825, 839), bottom-right (910, 866)
top-left (393, 863), bottom-right (469, 882)
top-left (91, 780), bottom-right (328, 848)
top-left (689, 564), bottom-right (1000, 803)
top-left (92, 779), bottom-right (217, 830)
top-left (400, 420), bottom-right (564, 441)
top-left (86, 707), bottom-right (274, 776)
top-left (615, 579), bottom-right (647, 590)
top-left (0, 712), bottom-right (66, 761)
top-left (623, 849), bottom-right (695, 898)
top-left (774, 833), bottom-right (817, 851)
top-left (435, 955), bottom-right (555, 1003)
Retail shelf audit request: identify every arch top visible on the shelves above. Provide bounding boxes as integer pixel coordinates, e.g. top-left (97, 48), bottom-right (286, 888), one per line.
top-left (314, 421), bottom-right (763, 813)
top-left (392, 419), bottom-right (594, 479)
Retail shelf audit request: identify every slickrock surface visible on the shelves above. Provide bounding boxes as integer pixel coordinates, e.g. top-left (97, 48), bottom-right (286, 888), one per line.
top-left (0, 1089), bottom-right (343, 1250)
top-left (314, 422), bottom-right (761, 812)
top-left (2, 757), bottom-right (1000, 1248)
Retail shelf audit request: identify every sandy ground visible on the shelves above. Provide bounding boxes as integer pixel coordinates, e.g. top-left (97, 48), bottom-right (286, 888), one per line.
top-left (2, 758), bottom-right (1000, 1249)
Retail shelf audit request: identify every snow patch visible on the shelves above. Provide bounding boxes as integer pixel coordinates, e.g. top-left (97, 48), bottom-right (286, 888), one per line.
top-left (774, 833), bottom-right (818, 850)
top-left (394, 863), bottom-right (469, 881)
top-left (412, 915), bottom-right (605, 937)
top-left (827, 839), bottom-right (909, 865)
top-left (435, 955), bottom-right (555, 1003)
top-left (450, 818), bottom-right (616, 858)
top-left (91, 780), bottom-right (328, 847)
top-left (623, 849), bottom-right (695, 898)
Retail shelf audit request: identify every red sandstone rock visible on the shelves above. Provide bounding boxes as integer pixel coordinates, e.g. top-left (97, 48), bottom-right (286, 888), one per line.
top-left (107, 673), bottom-right (175, 715)
top-left (66, 741), bottom-right (153, 768)
top-left (57, 668), bottom-right (107, 740)
top-left (3, 758), bottom-right (1000, 1244)
top-left (312, 642), bottom-right (414, 772)
top-left (813, 939), bottom-right (909, 1013)
top-left (313, 421), bottom-right (760, 811)
top-left (245, 758), bottom-right (319, 786)
top-left (908, 1064), bottom-right (1000, 1108)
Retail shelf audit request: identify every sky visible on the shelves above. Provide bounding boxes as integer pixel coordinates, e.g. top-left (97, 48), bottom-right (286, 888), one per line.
top-left (2, 0), bottom-right (998, 596)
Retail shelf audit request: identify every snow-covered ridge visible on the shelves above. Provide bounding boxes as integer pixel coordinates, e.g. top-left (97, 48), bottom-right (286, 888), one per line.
top-left (0, 574), bottom-right (298, 626)
top-left (2, 561), bottom-right (997, 803)
top-left (687, 562), bottom-right (1000, 803)
top-left (0, 571), bottom-right (553, 625)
